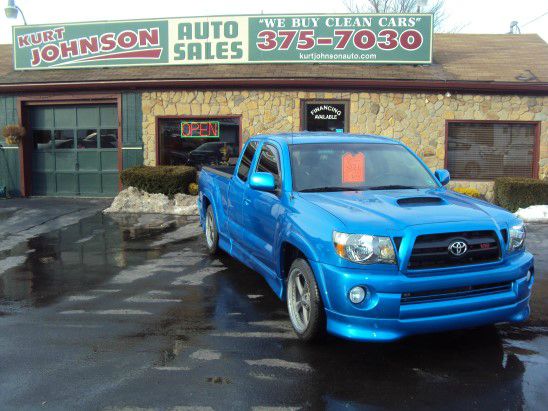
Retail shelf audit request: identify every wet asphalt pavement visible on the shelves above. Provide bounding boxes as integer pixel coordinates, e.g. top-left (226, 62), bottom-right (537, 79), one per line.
top-left (0, 198), bottom-right (546, 411)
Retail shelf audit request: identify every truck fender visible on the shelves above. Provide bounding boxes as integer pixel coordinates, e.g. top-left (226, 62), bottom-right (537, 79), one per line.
top-left (278, 229), bottom-right (320, 276)
top-left (278, 232), bottom-right (332, 308)
top-left (279, 231), bottom-right (318, 261)
top-left (200, 190), bottom-right (220, 232)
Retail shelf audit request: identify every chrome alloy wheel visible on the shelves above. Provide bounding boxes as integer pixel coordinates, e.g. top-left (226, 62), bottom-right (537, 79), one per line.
top-left (205, 211), bottom-right (214, 248)
top-left (287, 268), bottom-right (312, 333)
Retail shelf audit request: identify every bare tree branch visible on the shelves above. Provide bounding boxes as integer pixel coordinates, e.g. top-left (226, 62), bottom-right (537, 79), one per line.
top-left (343, 0), bottom-right (457, 32)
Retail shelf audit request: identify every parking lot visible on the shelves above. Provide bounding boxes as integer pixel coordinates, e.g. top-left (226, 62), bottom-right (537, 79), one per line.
top-left (0, 198), bottom-right (547, 410)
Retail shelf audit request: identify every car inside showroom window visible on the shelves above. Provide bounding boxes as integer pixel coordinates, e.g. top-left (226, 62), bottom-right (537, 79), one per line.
top-left (446, 122), bottom-right (537, 179)
top-left (158, 117), bottom-right (240, 168)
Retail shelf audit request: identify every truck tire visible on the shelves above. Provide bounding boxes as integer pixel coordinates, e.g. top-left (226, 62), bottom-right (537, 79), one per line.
top-left (205, 205), bottom-right (219, 255)
top-left (287, 258), bottom-right (326, 342)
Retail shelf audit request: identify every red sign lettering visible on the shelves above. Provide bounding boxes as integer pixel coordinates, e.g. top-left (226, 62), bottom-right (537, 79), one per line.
top-left (180, 121), bottom-right (220, 138)
top-left (342, 152), bottom-right (365, 184)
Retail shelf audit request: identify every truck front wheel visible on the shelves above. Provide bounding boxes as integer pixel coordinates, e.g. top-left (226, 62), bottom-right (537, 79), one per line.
top-left (205, 205), bottom-right (219, 255)
top-left (287, 258), bottom-right (326, 342)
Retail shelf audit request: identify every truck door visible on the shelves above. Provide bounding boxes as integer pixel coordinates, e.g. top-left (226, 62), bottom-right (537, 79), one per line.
top-left (242, 142), bottom-right (284, 275)
top-left (227, 141), bottom-right (259, 251)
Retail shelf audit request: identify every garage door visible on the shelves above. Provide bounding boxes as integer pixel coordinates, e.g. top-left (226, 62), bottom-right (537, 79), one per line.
top-left (30, 105), bottom-right (119, 196)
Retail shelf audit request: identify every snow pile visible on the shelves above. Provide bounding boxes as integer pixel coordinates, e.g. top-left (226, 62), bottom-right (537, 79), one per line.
top-left (514, 205), bottom-right (548, 223)
top-left (104, 187), bottom-right (198, 215)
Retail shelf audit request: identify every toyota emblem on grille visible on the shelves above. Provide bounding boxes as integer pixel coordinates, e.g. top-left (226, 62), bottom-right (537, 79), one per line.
top-left (448, 240), bottom-right (468, 256)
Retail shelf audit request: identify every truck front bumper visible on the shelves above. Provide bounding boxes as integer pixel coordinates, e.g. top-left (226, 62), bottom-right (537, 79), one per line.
top-left (311, 252), bottom-right (534, 342)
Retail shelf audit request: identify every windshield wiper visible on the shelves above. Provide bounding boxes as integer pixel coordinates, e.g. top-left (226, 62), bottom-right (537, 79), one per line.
top-left (299, 186), bottom-right (364, 193)
top-left (367, 185), bottom-right (419, 190)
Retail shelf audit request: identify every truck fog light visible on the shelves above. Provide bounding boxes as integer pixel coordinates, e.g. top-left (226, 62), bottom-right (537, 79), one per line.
top-left (349, 286), bottom-right (368, 304)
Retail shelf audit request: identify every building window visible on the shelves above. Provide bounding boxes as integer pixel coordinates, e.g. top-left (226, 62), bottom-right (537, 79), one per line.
top-left (158, 117), bottom-right (240, 168)
top-left (446, 122), bottom-right (537, 179)
top-left (302, 101), bottom-right (348, 132)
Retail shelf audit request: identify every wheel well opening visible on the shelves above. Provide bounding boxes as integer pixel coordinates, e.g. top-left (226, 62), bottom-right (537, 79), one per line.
top-left (280, 242), bottom-right (305, 280)
top-left (202, 195), bottom-right (211, 213)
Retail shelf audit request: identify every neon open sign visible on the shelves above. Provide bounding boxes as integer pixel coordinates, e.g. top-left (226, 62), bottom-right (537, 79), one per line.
top-left (180, 121), bottom-right (220, 138)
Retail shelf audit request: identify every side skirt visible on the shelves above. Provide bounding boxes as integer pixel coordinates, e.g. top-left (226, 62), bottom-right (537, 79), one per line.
top-left (220, 238), bottom-right (284, 300)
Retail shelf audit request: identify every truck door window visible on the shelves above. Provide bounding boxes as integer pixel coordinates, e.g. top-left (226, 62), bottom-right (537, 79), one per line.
top-left (237, 141), bottom-right (258, 182)
top-left (256, 144), bottom-right (281, 187)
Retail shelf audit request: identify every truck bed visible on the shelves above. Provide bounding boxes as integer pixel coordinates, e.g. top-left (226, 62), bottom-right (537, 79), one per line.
top-left (201, 165), bottom-right (235, 178)
top-left (199, 165), bottom-right (235, 236)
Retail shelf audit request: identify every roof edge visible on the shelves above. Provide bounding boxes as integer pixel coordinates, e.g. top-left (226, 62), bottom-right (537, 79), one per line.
top-left (1, 78), bottom-right (547, 95)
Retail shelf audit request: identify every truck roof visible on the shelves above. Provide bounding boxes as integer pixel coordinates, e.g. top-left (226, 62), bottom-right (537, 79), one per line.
top-left (251, 132), bottom-right (400, 145)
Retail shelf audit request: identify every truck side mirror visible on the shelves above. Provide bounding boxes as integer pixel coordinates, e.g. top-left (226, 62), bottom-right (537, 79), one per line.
top-left (249, 172), bottom-right (276, 192)
top-left (434, 169), bottom-right (450, 186)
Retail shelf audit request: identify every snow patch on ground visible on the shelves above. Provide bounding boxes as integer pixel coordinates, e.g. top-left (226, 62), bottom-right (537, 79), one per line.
top-left (189, 349), bottom-right (221, 361)
top-left (245, 358), bottom-right (313, 372)
top-left (110, 251), bottom-right (189, 284)
top-left (211, 331), bottom-right (296, 339)
top-left (248, 321), bottom-right (293, 331)
top-left (153, 366), bottom-right (191, 371)
top-left (514, 205), bottom-right (548, 223)
top-left (172, 266), bottom-right (225, 286)
top-left (60, 309), bottom-right (152, 315)
top-left (104, 187), bottom-right (198, 215)
top-left (0, 255), bottom-right (27, 276)
top-left (124, 294), bottom-right (180, 303)
top-left (67, 295), bottom-right (97, 302)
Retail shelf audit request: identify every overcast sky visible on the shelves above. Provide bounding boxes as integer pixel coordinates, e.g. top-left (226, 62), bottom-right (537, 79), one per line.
top-left (0, 0), bottom-right (546, 43)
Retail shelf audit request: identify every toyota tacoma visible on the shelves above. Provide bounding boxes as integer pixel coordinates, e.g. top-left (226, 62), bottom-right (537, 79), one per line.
top-left (198, 133), bottom-right (534, 342)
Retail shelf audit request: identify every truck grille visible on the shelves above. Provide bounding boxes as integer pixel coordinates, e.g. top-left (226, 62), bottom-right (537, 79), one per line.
top-left (401, 281), bottom-right (512, 305)
top-left (408, 230), bottom-right (500, 270)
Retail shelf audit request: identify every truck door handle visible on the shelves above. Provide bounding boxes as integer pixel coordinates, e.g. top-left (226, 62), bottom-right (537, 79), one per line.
top-left (244, 198), bottom-right (251, 206)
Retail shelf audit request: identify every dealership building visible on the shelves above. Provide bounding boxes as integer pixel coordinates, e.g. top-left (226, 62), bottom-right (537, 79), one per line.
top-left (0, 15), bottom-right (547, 199)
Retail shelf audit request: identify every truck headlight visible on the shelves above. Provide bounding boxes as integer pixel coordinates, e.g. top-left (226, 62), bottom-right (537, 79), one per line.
top-left (508, 223), bottom-right (526, 252)
top-left (333, 231), bottom-right (396, 264)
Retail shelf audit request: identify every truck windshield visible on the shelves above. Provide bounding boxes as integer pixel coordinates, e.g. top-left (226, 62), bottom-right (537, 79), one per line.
top-left (290, 143), bottom-right (438, 192)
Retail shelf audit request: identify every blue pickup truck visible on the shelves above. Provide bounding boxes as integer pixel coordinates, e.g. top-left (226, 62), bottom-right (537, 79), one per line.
top-left (198, 133), bottom-right (534, 342)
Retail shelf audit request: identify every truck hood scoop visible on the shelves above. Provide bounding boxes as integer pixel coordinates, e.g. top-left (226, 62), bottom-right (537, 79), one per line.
top-left (396, 196), bottom-right (444, 206)
top-left (298, 188), bottom-right (498, 230)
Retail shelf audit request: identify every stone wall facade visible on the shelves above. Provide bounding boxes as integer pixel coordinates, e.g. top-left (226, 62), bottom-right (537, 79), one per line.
top-left (141, 90), bottom-right (547, 200)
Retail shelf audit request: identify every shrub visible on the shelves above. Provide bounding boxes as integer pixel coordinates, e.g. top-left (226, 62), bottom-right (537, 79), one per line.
top-left (494, 177), bottom-right (548, 212)
top-left (2, 124), bottom-right (26, 145)
top-left (452, 187), bottom-right (482, 198)
top-left (2, 124), bottom-right (25, 138)
top-left (188, 182), bottom-right (199, 196)
top-left (121, 166), bottom-right (197, 197)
